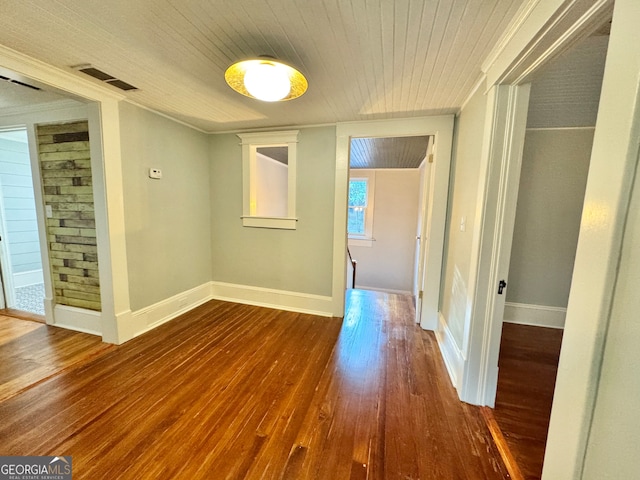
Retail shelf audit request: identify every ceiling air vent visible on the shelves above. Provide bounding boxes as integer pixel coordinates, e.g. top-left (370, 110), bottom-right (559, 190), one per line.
top-left (0, 74), bottom-right (41, 90)
top-left (73, 65), bottom-right (138, 91)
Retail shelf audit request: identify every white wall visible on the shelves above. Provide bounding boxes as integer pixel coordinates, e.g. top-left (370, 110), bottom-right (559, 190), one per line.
top-left (581, 150), bottom-right (640, 478)
top-left (119, 102), bottom-right (212, 311)
top-left (542, 0), bottom-right (640, 476)
top-left (255, 152), bottom-right (287, 218)
top-left (349, 168), bottom-right (420, 293)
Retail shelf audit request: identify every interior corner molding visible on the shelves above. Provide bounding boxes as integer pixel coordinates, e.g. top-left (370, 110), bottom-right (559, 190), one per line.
top-left (210, 281), bottom-right (333, 317)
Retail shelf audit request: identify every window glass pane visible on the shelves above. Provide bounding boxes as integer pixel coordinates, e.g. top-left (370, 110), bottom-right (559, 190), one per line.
top-left (348, 206), bottom-right (365, 234)
top-left (348, 180), bottom-right (368, 207)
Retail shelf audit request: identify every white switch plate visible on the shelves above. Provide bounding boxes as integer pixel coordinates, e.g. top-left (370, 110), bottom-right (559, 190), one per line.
top-left (149, 168), bottom-right (162, 179)
top-left (45, 204), bottom-right (53, 218)
top-left (460, 216), bottom-right (466, 232)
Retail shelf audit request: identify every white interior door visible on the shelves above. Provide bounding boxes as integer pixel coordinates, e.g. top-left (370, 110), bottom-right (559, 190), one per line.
top-left (414, 137), bottom-right (433, 323)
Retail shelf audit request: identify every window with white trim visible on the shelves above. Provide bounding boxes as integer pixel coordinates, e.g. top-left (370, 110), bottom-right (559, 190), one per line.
top-left (348, 170), bottom-right (375, 245)
top-left (237, 130), bottom-right (298, 230)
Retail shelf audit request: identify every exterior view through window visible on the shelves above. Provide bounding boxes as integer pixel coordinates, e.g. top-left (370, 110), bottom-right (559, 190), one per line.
top-left (348, 178), bottom-right (367, 235)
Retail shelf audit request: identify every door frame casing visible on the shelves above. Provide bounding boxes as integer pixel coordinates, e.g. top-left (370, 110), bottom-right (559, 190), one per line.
top-left (332, 116), bottom-right (454, 328)
top-left (0, 45), bottom-right (132, 343)
top-left (459, 0), bottom-right (638, 478)
top-left (459, 83), bottom-right (531, 406)
top-left (460, 0), bottom-right (615, 409)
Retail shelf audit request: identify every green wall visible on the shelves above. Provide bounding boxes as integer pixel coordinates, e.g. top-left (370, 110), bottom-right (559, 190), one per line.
top-left (210, 126), bottom-right (336, 296)
top-left (507, 128), bottom-right (593, 307)
top-left (120, 102), bottom-right (212, 311)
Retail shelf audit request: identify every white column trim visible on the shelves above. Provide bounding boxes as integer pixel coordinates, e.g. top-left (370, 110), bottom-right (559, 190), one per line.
top-left (543, 0), bottom-right (640, 477)
top-left (460, 84), bottom-right (531, 407)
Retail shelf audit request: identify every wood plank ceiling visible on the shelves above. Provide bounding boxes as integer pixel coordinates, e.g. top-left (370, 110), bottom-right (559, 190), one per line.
top-left (0, 0), bottom-right (526, 132)
top-left (350, 136), bottom-right (431, 169)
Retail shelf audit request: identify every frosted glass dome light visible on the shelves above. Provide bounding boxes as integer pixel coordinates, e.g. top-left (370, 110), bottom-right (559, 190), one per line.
top-left (225, 57), bottom-right (308, 102)
top-left (243, 61), bottom-right (290, 102)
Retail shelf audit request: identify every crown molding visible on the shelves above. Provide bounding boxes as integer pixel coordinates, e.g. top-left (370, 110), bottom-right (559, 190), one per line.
top-left (481, 0), bottom-right (542, 74)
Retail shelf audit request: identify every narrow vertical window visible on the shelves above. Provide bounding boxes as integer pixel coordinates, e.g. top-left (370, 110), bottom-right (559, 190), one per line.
top-left (347, 171), bottom-right (375, 245)
top-left (348, 179), bottom-right (368, 235)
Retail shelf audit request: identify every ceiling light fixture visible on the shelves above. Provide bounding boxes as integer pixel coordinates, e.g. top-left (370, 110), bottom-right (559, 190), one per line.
top-left (225, 57), bottom-right (308, 102)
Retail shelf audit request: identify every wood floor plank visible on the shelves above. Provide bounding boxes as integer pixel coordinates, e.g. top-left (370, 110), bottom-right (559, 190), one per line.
top-left (0, 315), bottom-right (113, 403)
top-left (0, 293), bottom-right (508, 479)
top-left (0, 309), bottom-right (46, 324)
top-left (491, 322), bottom-right (563, 480)
top-left (0, 315), bottom-right (42, 345)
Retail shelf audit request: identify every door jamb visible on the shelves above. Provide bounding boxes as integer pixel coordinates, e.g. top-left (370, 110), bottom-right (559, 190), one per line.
top-left (458, 84), bottom-right (531, 406)
top-left (332, 116), bottom-right (454, 328)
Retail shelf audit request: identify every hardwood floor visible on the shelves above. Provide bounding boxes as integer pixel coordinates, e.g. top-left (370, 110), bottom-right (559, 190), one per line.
top-left (0, 314), bottom-right (113, 403)
top-left (0, 291), bottom-right (508, 479)
top-left (491, 322), bottom-right (564, 480)
top-left (0, 308), bottom-right (46, 324)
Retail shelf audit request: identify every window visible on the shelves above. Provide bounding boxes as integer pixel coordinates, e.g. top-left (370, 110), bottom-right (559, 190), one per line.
top-left (348, 170), bottom-right (375, 246)
top-left (237, 130), bottom-right (298, 229)
top-left (348, 179), bottom-right (368, 234)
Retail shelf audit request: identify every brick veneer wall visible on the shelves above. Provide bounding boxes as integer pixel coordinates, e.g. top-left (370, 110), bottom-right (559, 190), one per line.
top-left (37, 121), bottom-right (102, 311)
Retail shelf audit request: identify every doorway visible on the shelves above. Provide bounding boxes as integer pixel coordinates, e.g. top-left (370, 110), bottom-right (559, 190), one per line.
top-left (332, 116), bottom-right (454, 325)
top-left (0, 127), bottom-right (44, 316)
top-left (346, 135), bottom-right (431, 305)
top-left (487, 30), bottom-right (609, 479)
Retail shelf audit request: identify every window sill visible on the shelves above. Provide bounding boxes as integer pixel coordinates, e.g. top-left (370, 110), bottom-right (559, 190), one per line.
top-left (242, 216), bottom-right (297, 230)
top-left (348, 237), bottom-right (374, 247)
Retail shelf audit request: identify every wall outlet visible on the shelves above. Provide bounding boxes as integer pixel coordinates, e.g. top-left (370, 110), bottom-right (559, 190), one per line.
top-left (149, 168), bottom-right (162, 179)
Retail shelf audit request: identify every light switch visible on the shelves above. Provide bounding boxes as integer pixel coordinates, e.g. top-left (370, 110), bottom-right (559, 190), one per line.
top-left (45, 204), bottom-right (53, 218)
top-left (460, 216), bottom-right (466, 232)
top-left (149, 168), bottom-right (162, 179)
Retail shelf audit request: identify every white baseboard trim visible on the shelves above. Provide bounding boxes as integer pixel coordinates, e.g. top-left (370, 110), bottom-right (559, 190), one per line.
top-left (434, 312), bottom-right (465, 388)
top-left (210, 281), bottom-right (334, 317)
top-left (357, 286), bottom-right (413, 295)
top-left (504, 302), bottom-right (566, 329)
top-left (51, 304), bottom-right (102, 336)
top-left (127, 282), bottom-right (213, 342)
top-left (13, 269), bottom-right (44, 288)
